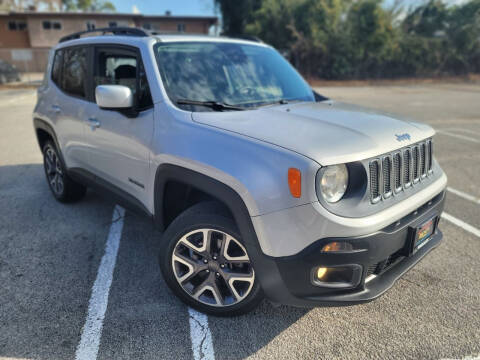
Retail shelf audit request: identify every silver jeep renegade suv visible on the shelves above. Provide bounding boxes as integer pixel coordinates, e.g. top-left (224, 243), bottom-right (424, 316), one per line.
top-left (33, 28), bottom-right (447, 316)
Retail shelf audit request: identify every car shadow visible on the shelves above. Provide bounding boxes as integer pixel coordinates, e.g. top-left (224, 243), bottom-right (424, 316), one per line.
top-left (106, 210), bottom-right (309, 359)
top-left (0, 163), bottom-right (307, 360)
top-left (0, 164), bottom-right (118, 360)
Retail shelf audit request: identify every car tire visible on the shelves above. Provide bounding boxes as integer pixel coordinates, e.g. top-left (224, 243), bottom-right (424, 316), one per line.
top-left (43, 141), bottom-right (86, 203)
top-left (159, 202), bottom-right (263, 316)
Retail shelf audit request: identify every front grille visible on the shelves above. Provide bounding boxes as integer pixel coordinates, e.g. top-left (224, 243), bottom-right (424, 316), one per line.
top-left (369, 139), bottom-right (433, 203)
top-left (369, 160), bottom-right (381, 202)
top-left (393, 152), bottom-right (402, 192)
top-left (366, 250), bottom-right (405, 278)
top-left (382, 156), bottom-right (392, 197)
top-left (403, 148), bottom-right (411, 187)
top-left (427, 140), bottom-right (433, 173)
top-left (420, 143), bottom-right (426, 177)
top-left (366, 263), bottom-right (377, 278)
top-left (412, 146), bottom-right (419, 182)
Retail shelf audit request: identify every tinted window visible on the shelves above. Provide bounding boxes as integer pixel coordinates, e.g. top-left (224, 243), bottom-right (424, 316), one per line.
top-left (154, 42), bottom-right (314, 110)
top-left (138, 61), bottom-right (153, 109)
top-left (62, 47), bottom-right (87, 98)
top-left (42, 21), bottom-right (51, 30)
top-left (51, 49), bottom-right (63, 87)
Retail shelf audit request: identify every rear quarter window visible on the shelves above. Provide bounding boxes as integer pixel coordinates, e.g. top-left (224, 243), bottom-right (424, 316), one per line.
top-left (61, 47), bottom-right (87, 98)
top-left (51, 49), bottom-right (63, 87)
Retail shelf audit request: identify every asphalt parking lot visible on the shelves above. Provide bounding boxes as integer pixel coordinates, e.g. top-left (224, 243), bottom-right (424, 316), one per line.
top-left (0, 83), bottom-right (479, 360)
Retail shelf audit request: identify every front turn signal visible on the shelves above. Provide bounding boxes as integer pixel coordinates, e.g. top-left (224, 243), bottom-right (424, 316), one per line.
top-left (288, 168), bottom-right (301, 198)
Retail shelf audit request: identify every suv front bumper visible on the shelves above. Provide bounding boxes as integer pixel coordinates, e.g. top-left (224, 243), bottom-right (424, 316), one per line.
top-left (252, 190), bottom-right (445, 307)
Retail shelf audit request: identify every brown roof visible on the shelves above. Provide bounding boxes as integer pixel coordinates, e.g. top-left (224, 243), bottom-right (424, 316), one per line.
top-left (0, 11), bottom-right (217, 23)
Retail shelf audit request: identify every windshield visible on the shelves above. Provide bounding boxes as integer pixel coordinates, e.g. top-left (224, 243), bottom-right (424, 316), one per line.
top-left (154, 41), bottom-right (315, 110)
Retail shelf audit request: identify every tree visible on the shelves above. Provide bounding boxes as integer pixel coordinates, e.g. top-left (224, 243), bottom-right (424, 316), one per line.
top-left (214, 0), bottom-right (262, 35)
top-left (62, 0), bottom-right (77, 10)
top-left (63, 0), bottom-right (115, 12)
top-left (446, 0), bottom-right (480, 72)
top-left (214, 0), bottom-right (480, 79)
top-left (346, 0), bottom-right (398, 78)
top-left (402, 0), bottom-right (448, 37)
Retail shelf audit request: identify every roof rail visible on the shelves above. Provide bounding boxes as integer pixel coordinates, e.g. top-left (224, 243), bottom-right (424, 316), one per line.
top-left (59, 27), bottom-right (149, 43)
top-left (228, 34), bottom-right (263, 43)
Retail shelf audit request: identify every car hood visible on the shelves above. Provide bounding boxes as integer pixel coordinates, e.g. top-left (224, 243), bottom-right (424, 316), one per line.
top-left (192, 101), bottom-right (435, 166)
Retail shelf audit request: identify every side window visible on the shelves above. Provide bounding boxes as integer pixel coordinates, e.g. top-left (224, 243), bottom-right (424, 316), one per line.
top-left (94, 48), bottom-right (153, 110)
top-left (62, 47), bottom-right (87, 98)
top-left (51, 49), bottom-right (63, 87)
top-left (94, 51), bottom-right (137, 92)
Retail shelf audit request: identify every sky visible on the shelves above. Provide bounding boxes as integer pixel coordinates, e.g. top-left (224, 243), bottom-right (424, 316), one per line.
top-left (114, 0), bottom-right (216, 16)
top-left (113, 0), bottom-right (470, 16)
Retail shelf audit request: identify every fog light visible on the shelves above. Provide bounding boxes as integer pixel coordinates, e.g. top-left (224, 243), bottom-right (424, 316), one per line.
top-left (316, 267), bottom-right (328, 280)
top-left (321, 242), bottom-right (353, 253)
top-left (312, 265), bottom-right (362, 288)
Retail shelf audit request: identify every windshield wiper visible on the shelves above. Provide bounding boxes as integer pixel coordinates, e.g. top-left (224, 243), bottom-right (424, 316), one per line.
top-left (177, 99), bottom-right (245, 111)
top-left (253, 99), bottom-right (303, 108)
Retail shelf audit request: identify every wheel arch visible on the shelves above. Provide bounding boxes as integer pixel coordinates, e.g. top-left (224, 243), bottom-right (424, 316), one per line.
top-left (34, 118), bottom-right (60, 154)
top-left (34, 118), bottom-right (71, 169)
top-left (153, 163), bottom-right (292, 304)
top-left (154, 164), bottom-right (256, 248)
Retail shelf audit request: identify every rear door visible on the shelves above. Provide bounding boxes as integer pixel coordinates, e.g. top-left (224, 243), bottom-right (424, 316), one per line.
top-left (49, 45), bottom-right (93, 170)
top-left (85, 45), bottom-right (154, 207)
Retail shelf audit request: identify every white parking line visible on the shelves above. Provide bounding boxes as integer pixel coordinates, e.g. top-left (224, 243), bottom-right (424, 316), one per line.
top-left (188, 308), bottom-right (215, 360)
top-left (441, 353), bottom-right (480, 360)
top-left (441, 212), bottom-right (480, 238)
top-left (436, 130), bottom-right (480, 143)
top-left (447, 187), bottom-right (480, 205)
top-left (75, 205), bottom-right (125, 360)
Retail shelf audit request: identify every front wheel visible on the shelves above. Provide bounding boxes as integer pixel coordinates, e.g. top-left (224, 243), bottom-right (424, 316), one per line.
top-left (159, 202), bottom-right (263, 316)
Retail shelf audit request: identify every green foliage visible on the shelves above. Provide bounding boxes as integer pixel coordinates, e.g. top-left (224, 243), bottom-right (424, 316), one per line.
top-left (215, 0), bottom-right (480, 79)
top-left (63, 0), bottom-right (115, 12)
top-left (346, 0), bottom-right (397, 78)
top-left (214, 0), bottom-right (262, 35)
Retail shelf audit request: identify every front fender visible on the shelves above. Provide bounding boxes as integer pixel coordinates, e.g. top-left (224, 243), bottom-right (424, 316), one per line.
top-left (150, 103), bottom-right (321, 218)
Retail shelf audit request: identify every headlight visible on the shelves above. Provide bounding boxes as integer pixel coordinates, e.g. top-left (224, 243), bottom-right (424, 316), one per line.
top-left (317, 164), bottom-right (348, 203)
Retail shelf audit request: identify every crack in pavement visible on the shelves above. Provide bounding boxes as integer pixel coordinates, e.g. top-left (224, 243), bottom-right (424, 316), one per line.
top-left (188, 308), bottom-right (214, 360)
top-left (190, 314), bottom-right (208, 359)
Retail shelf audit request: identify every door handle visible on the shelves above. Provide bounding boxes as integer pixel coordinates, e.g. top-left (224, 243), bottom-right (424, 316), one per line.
top-left (51, 105), bottom-right (61, 114)
top-left (87, 117), bottom-right (101, 130)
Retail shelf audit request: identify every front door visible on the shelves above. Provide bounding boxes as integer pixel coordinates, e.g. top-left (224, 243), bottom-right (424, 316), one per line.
top-left (85, 45), bottom-right (154, 208)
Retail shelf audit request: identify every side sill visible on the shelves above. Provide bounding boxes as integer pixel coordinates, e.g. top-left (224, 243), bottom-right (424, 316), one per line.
top-left (68, 167), bottom-right (153, 219)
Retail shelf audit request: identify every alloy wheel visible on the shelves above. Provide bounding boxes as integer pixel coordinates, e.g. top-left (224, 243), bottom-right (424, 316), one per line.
top-left (172, 228), bottom-right (255, 307)
top-left (44, 146), bottom-right (64, 196)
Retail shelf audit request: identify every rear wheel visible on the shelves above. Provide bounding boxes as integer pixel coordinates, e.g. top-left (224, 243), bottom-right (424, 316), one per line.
top-left (43, 141), bottom-right (86, 202)
top-left (159, 202), bottom-right (263, 316)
